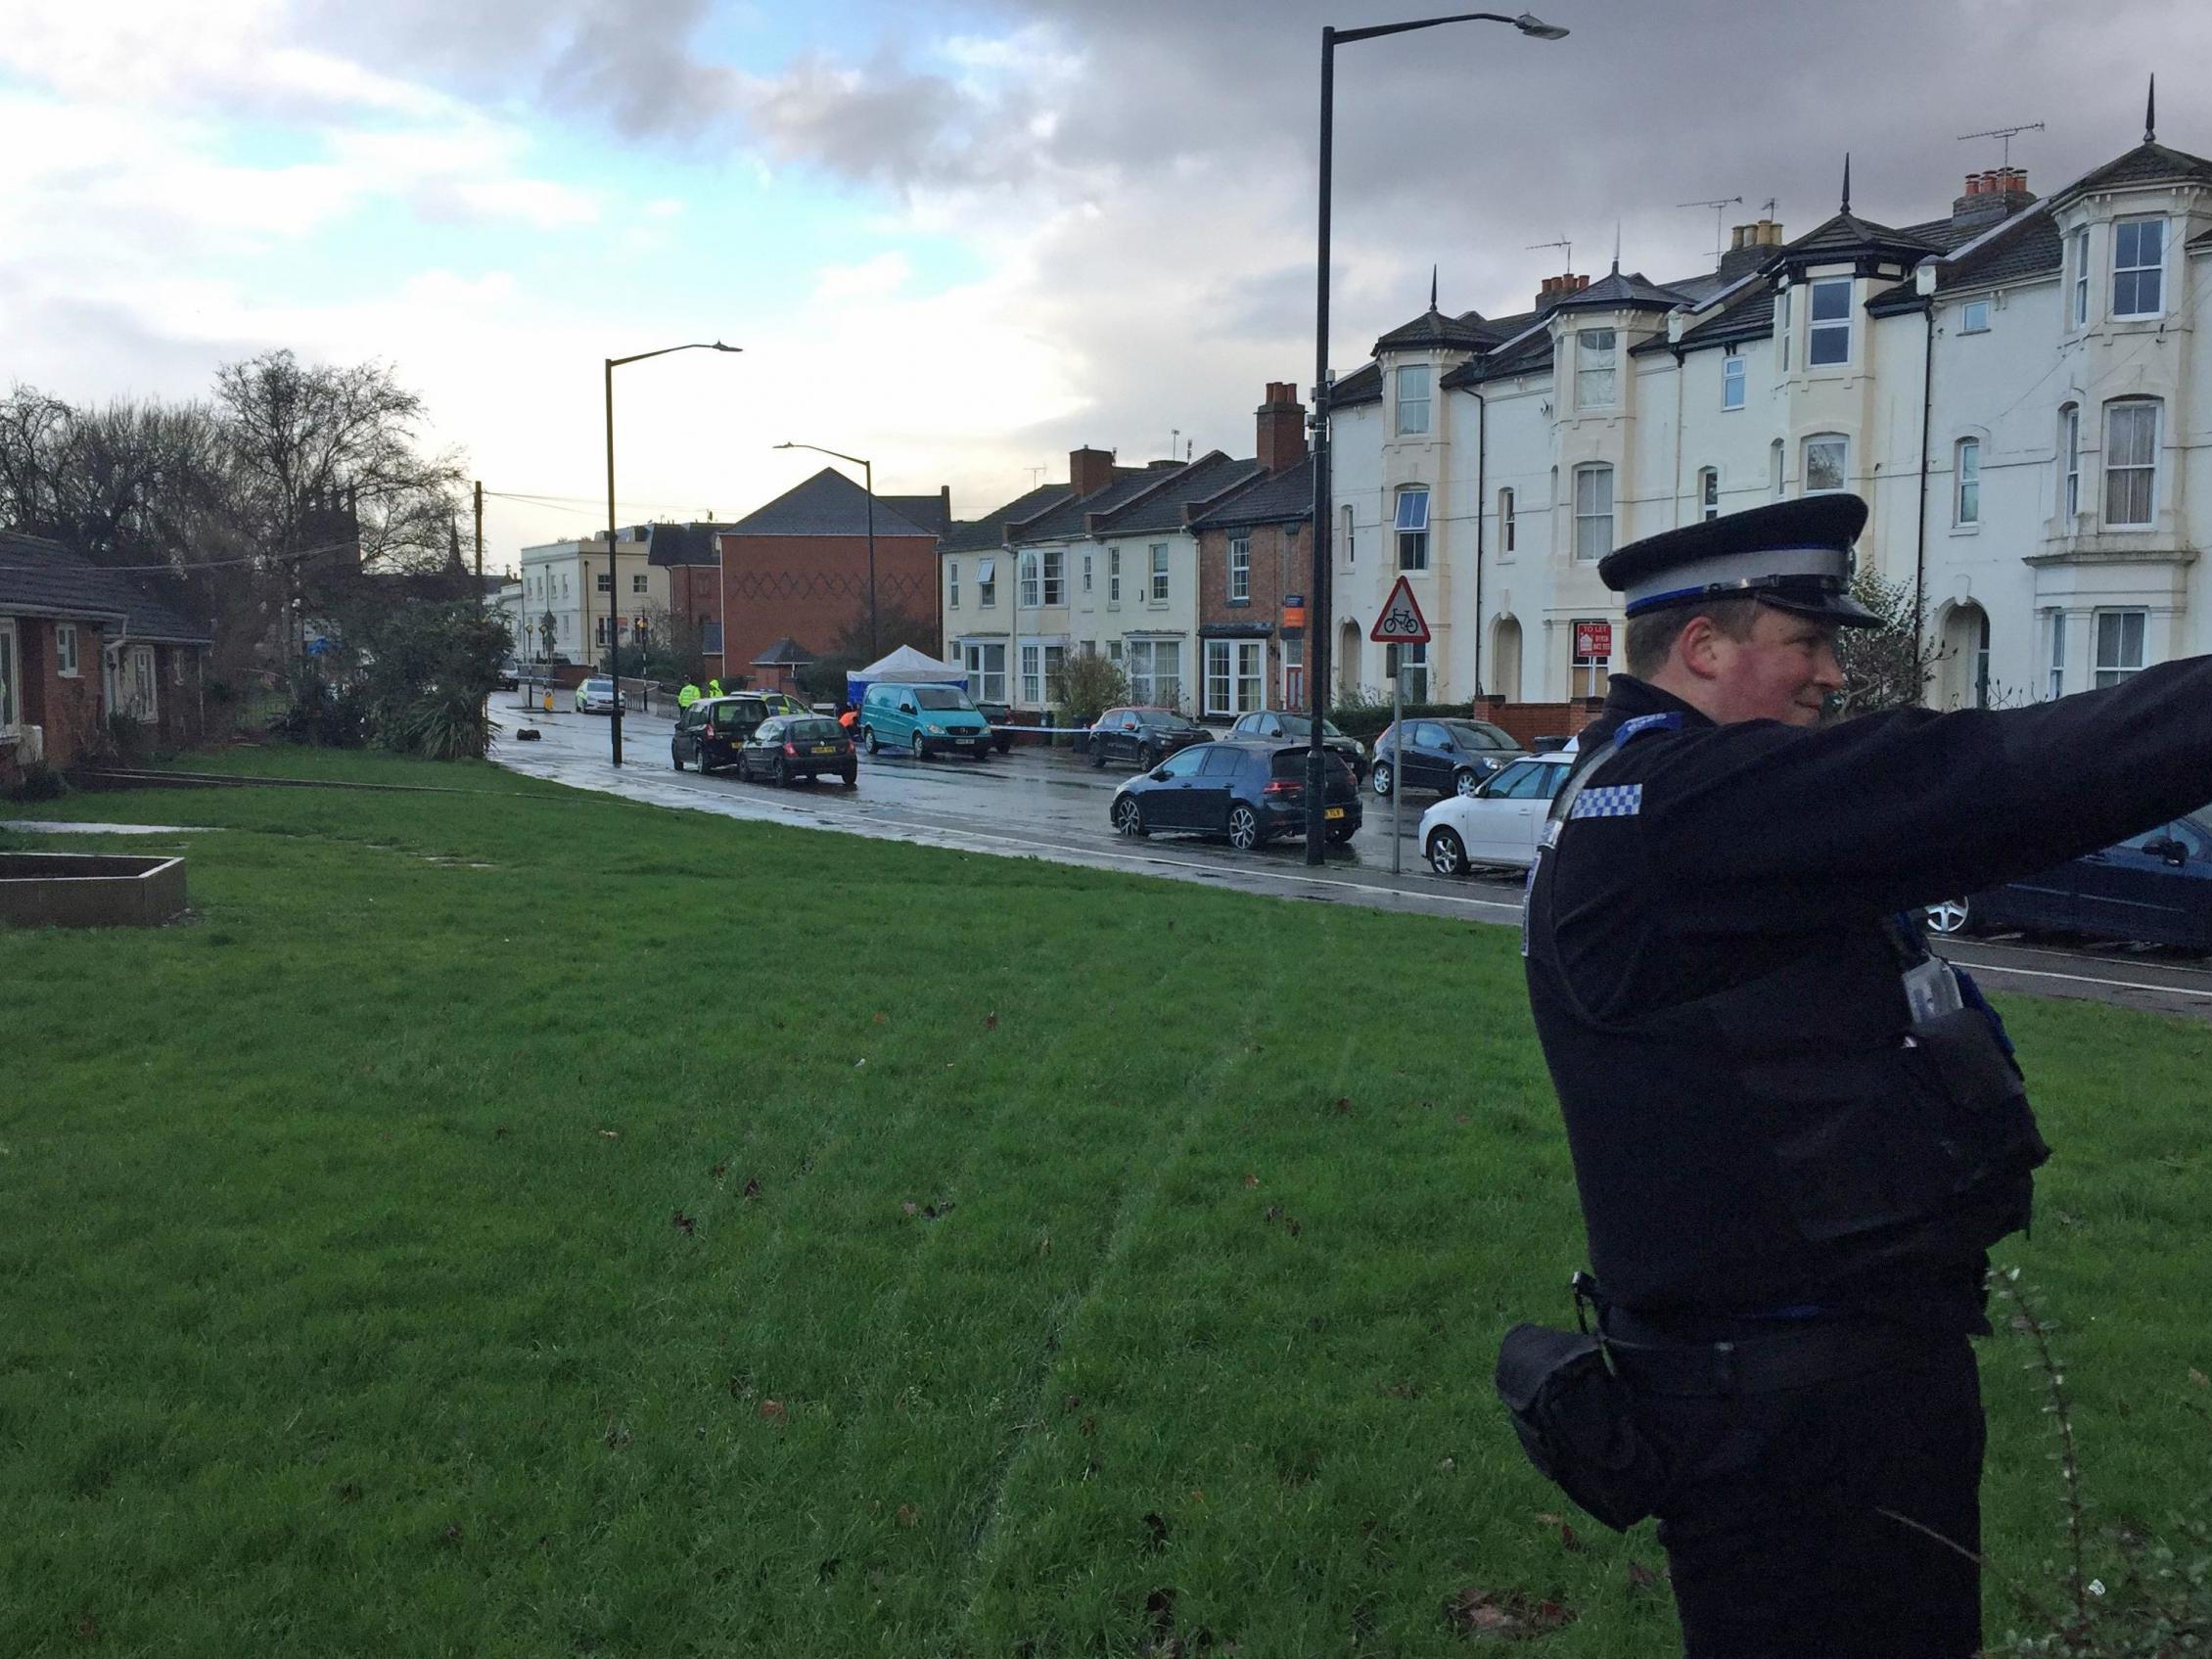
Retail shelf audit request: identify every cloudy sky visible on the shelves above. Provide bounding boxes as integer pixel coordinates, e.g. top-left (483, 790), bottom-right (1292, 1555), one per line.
top-left (0, 0), bottom-right (2197, 571)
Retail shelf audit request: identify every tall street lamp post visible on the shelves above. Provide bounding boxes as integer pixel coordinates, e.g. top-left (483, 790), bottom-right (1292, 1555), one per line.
top-left (1305, 11), bottom-right (1567, 864)
top-left (775, 441), bottom-right (878, 660)
top-left (605, 340), bottom-right (741, 766)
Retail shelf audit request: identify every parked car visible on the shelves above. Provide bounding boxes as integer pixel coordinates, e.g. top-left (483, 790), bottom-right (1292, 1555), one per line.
top-left (1226, 709), bottom-right (1368, 782)
top-left (1418, 752), bottom-right (1577, 876)
top-left (671, 694), bottom-right (774, 773)
top-left (973, 700), bottom-right (1017, 754)
top-left (753, 691), bottom-right (807, 716)
top-left (1089, 707), bottom-right (1211, 769)
top-left (1925, 811), bottom-right (2212, 950)
top-left (1110, 739), bottom-right (1362, 851)
top-left (1371, 717), bottom-right (1524, 800)
top-left (574, 676), bottom-right (626, 714)
top-left (860, 681), bottom-right (993, 759)
top-left (494, 660), bottom-right (520, 691)
top-left (736, 714), bottom-right (857, 787)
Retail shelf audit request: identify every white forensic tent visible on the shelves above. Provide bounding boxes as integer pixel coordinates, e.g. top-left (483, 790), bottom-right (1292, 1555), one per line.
top-left (846, 644), bottom-right (969, 707)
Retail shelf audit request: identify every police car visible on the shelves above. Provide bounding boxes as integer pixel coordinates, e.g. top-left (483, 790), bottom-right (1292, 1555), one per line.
top-left (573, 676), bottom-right (626, 714)
top-left (1417, 750), bottom-right (1576, 876)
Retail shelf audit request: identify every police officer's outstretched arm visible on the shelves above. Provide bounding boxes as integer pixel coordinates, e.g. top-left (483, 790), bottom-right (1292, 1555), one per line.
top-left (1649, 653), bottom-right (2212, 933)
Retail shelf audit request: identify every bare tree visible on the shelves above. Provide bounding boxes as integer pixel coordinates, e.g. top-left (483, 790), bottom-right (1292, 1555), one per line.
top-left (1831, 567), bottom-right (1951, 718)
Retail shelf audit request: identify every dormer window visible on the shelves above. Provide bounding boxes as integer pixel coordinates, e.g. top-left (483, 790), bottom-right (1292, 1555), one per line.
top-left (1575, 329), bottom-right (1616, 409)
top-left (1807, 277), bottom-right (1852, 366)
top-left (1395, 364), bottom-right (1431, 436)
top-left (2112, 218), bottom-right (2165, 318)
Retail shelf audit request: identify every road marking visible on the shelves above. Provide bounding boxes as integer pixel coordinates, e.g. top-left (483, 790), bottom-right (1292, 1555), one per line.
top-left (1941, 956), bottom-right (2212, 1000)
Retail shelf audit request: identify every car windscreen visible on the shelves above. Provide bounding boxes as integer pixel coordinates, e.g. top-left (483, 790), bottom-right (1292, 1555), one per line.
top-left (1448, 721), bottom-right (1517, 750)
top-left (787, 718), bottom-right (843, 741)
top-left (1272, 714), bottom-right (1349, 740)
top-left (584, 678), bottom-right (613, 691)
top-left (912, 687), bottom-right (975, 712)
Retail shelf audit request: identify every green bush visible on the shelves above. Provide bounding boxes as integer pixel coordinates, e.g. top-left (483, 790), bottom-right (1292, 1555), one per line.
top-left (1324, 698), bottom-right (1481, 746)
top-left (4, 763), bottom-right (69, 803)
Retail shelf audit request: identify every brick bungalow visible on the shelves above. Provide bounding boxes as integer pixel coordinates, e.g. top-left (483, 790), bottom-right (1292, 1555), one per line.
top-left (716, 470), bottom-right (947, 689)
top-left (0, 530), bottom-right (213, 786)
top-left (1191, 383), bottom-right (1315, 715)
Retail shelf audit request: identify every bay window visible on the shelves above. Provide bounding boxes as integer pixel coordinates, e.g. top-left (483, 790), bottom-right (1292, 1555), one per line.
top-left (1395, 364), bottom-right (1431, 435)
top-left (1576, 329), bottom-right (1617, 409)
top-left (1803, 434), bottom-right (1848, 495)
top-left (1395, 487), bottom-right (1430, 571)
top-left (1572, 464), bottom-right (1613, 561)
top-left (2112, 217), bottom-right (2165, 317)
top-left (1126, 638), bottom-right (1180, 708)
top-left (1807, 277), bottom-right (1852, 366)
top-left (2102, 400), bottom-right (2159, 527)
top-left (2095, 610), bottom-right (2146, 688)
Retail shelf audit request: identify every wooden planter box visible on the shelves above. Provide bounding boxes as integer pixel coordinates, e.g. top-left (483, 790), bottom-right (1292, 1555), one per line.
top-left (0, 853), bottom-right (188, 928)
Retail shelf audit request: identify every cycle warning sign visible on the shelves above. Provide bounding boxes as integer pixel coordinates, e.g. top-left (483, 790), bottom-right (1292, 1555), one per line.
top-left (1368, 576), bottom-right (1432, 646)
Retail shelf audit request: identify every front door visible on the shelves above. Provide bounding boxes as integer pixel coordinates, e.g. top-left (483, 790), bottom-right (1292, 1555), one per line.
top-left (2069, 820), bottom-right (2207, 945)
top-left (1190, 745), bottom-right (1244, 832)
top-left (1144, 746), bottom-right (1208, 828)
top-left (1403, 721), bottom-right (1452, 794)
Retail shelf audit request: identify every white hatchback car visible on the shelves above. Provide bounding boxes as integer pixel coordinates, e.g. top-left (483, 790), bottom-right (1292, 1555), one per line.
top-left (1417, 751), bottom-right (1577, 875)
top-left (573, 676), bottom-right (626, 714)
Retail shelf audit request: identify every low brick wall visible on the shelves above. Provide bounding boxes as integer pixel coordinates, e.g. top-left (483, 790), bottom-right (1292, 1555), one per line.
top-left (0, 853), bottom-right (187, 928)
top-left (1470, 698), bottom-right (1605, 750)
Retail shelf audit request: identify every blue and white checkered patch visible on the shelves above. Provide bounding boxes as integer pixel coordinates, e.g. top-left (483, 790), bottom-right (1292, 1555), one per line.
top-left (1569, 783), bottom-right (1643, 819)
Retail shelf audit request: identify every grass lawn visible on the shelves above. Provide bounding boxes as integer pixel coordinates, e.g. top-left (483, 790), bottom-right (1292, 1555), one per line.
top-left (4, 749), bottom-right (2210, 1656)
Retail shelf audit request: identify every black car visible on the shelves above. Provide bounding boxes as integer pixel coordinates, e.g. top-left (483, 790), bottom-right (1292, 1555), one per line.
top-left (1089, 706), bottom-right (1210, 769)
top-left (1226, 708), bottom-right (1368, 782)
top-left (973, 700), bottom-right (1017, 754)
top-left (736, 715), bottom-right (857, 787)
top-left (1371, 717), bottom-right (1524, 800)
top-left (1927, 811), bottom-right (2212, 950)
top-left (1110, 739), bottom-right (1362, 851)
top-left (671, 694), bottom-right (775, 773)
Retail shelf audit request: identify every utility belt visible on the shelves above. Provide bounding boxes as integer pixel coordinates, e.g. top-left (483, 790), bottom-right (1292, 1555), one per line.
top-left (1495, 1275), bottom-right (1945, 1532)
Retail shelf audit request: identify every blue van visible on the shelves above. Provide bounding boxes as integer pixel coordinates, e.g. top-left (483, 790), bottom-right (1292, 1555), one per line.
top-left (860, 681), bottom-right (992, 760)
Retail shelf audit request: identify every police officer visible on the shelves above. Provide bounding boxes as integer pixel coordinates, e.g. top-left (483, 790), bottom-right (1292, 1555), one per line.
top-left (676, 679), bottom-right (701, 710)
top-left (1519, 493), bottom-right (2212, 1657)
top-left (707, 676), bottom-right (723, 699)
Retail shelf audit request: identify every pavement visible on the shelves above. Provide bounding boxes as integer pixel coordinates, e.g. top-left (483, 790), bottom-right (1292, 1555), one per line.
top-left (485, 699), bottom-right (2212, 1022)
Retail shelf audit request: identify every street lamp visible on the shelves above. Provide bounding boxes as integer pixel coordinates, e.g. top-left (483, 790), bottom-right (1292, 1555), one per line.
top-left (775, 440), bottom-right (878, 661)
top-left (1305, 11), bottom-right (1566, 865)
top-left (605, 340), bottom-right (741, 766)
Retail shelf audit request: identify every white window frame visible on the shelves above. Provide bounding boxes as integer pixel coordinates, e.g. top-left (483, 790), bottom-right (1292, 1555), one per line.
top-left (1721, 351), bottom-right (1746, 410)
top-left (2094, 609), bottom-right (2146, 688)
top-left (2102, 399), bottom-right (2160, 528)
top-left (1572, 464), bottom-right (1613, 562)
top-left (2111, 216), bottom-right (2165, 319)
top-left (1228, 534), bottom-right (1252, 603)
top-left (632, 573), bottom-right (650, 595)
top-left (1955, 438), bottom-right (1981, 527)
top-left (0, 619), bottom-right (18, 732)
top-left (1020, 642), bottom-right (1042, 705)
top-left (2070, 227), bottom-right (2091, 328)
top-left (1107, 547), bottom-right (1122, 607)
top-left (1803, 434), bottom-right (1849, 495)
top-left (123, 642), bottom-right (157, 722)
top-left (1959, 300), bottom-right (1991, 335)
top-left (57, 622), bottom-right (79, 676)
top-left (1341, 505), bottom-right (1355, 566)
top-left (596, 571), bottom-right (613, 594)
top-left (961, 639), bottom-right (1007, 703)
top-left (1018, 551), bottom-right (1040, 608)
top-left (1148, 543), bottom-right (1171, 604)
top-left (1697, 467), bottom-right (1720, 523)
top-left (2046, 610), bottom-right (2066, 701)
top-left (977, 556), bottom-right (996, 610)
top-left (948, 560), bottom-right (960, 610)
top-left (1498, 487), bottom-right (1516, 556)
top-left (1395, 363), bottom-right (1431, 436)
top-left (1777, 287), bottom-right (1792, 372)
top-left (1807, 277), bottom-right (1852, 367)
top-left (1041, 549), bottom-right (1065, 606)
top-left (1082, 551), bottom-right (1092, 596)
top-left (1394, 487), bottom-right (1430, 571)
top-left (1383, 641), bottom-right (1428, 701)
top-left (1204, 638), bottom-right (1267, 716)
top-left (1126, 638), bottom-right (1180, 708)
top-left (1575, 328), bottom-right (1617, 410)
top-left (1770, 438), bottom-right (1785, 501)
top-left (2059, 405), bottom-right (2081, 520)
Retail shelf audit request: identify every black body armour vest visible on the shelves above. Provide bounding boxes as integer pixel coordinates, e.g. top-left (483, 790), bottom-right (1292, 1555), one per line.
top-left (1523, 723), bottom-right (2051, 1315)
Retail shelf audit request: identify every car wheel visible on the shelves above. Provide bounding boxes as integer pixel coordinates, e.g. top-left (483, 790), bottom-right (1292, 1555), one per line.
top-left (910, 731), bottom-right (927, 760)
top-left (1327, 824), bottom-right (1356, 845)
top-left (1090, 744), bottom-right (1106, 768)
top-left (863, 726), bottom-right (879, 755)
top-left (1112, 797), bottom-right (1148, 838)
top-left (1139, 743), bottom-right (1158, 770)
top-left (1428, 825), bottom-right (1468, 878)
top-left (841, 767), bottom-right (857, 788)
top-left (775, 759), bottom-right (793, 788)
top-left (1925, 898), bottom-right (1971, 936)
top-left (671, 746), bottom-right (684, 771)
top-left (698, 754), bottom-right (714, 775)
top-left (1226, 803), bottom-right (1262, 852)
top-left (1371, 760), bottom-right (1394, 799)
top-left (1453, 767), bottom-right (1482, 799)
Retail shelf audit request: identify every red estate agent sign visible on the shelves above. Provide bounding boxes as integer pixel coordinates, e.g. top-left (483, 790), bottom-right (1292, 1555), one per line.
top-left (1368, 576), bottom-right (1432, 645)
top-left (1574, 620), bottom-right (1613, 661)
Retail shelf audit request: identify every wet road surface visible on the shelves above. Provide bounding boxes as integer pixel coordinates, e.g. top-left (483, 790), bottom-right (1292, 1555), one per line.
top-left (489, 700), bottom-right (2212, 1021)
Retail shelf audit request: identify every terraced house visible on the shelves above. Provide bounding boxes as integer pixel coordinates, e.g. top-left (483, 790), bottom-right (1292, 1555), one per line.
top-left (1322, 105), bottom-right (2212, 710)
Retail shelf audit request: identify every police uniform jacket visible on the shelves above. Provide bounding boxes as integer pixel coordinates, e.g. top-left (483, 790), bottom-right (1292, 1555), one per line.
top-left (1524, 661), bottom-right (2212, 1333)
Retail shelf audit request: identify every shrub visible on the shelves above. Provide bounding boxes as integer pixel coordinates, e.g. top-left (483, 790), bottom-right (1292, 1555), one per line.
top-left (1324, 698), bottom-right (1479, 746)
top-left (5, 763), bottom-right (69, 803)
top-left (1047, 654), bottom-right (1129, 730)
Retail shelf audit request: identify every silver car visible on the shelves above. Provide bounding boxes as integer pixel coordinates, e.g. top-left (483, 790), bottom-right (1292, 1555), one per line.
top-left (573, 676), bottom-right (626, 714)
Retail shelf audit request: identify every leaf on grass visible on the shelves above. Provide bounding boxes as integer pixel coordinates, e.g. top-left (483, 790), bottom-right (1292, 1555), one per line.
top-left (75, 1612), bottom-right (99, 1641)
top-left (1142, 1511), bottom-right (1170, 1552)
top-left (603, 1421), bottom-right (631, 1450)
top-left (873, 1011), bottom-right (888, 1025)
top-left (1333, 1096), bottom-right (1353, 1116)
top-left (671, 1209), bottom-right (695, 1235)
top-left (1063, 1395), bottom-right (1082, 1413)
top-left (1284, 1216), bottom-right (1301, 1238)
top-left (599, 1129), bottom-right (621, 1138)
top-left (896, 1503), bottom-right (918, 1528)
top-left (1554, 1520), bottom-right (1582, 1552)
top-left (741, 1177), bottom-right (761, 1200)
top-left (1626, 1560), bottom-right (1662, 1594)
top-left (711, 1162), bottom-right (727, 1180)
top-left (902, 1201), bottom-right (919, 1217)
top-left (759, 1400), bottom-right (787, 1426)
top-left (984, 1011), bottom-right (999, 1032)
top-left (1265, 1205), bottom-right (1282, 1223)
top-left (440, 1522), bottom-right (464, 1547)
top-left (493, 1126), bottom-right (509, 1139)
top-left (1442, 1586), bottom-right (1574, 1638)
top-left (1243, 1174), bottom-right (1260, 1188)
top-left (2190, 1368), bottom-right (2209, 1389)
top-left (854, 1058), bottom-right (866, 1068)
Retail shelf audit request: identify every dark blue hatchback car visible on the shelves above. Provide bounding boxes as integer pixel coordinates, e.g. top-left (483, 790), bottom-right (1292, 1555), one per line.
top-left (1928, 811), bottom-right (2212, 950)
top-left (1109, 740), bottom-right (1362, 852)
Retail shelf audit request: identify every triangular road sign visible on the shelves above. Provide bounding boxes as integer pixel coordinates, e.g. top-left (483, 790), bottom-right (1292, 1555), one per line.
top-left (1368, 575), bottom-right (1431, 645)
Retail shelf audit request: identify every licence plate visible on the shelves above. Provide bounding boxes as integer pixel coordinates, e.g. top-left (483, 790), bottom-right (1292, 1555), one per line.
top-left (811, 746), bottom-right (837, 755)
top-left (1325, 806), bottom-right (1346, 820)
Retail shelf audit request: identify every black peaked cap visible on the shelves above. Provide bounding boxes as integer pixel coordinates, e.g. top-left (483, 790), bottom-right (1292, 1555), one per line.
top-left (1599, 494), bottom-right (1878, 627)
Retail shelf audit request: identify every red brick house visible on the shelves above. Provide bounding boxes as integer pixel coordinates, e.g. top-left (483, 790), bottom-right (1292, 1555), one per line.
top-left (715, 470), bottom-right (947, 689)
top-left (0, 530), bottom-right (213, 786)
top-left (644, 521), bottom-right (728, 682)
top-left (1192, 384), bottom-right (1314, 714)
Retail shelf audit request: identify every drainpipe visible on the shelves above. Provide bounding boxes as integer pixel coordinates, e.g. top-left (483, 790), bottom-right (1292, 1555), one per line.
top-left (1912, 299), bottom-right (1935, 668)
top-left (1472, 388), bottom-right (1487, 698)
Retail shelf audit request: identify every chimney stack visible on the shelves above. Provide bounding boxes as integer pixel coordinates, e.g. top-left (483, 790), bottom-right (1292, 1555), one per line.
top-left (1069, 446), bottom-right (1117, 497)
top-left (1951, 167), bottom-right (2034, 236)
top-left (1535, 271), bottom-right (1590, 310)
top-left (1255, 380), bottom-right (1308, 474)
top-left (1718, 218), bottom-right (1784, 278)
